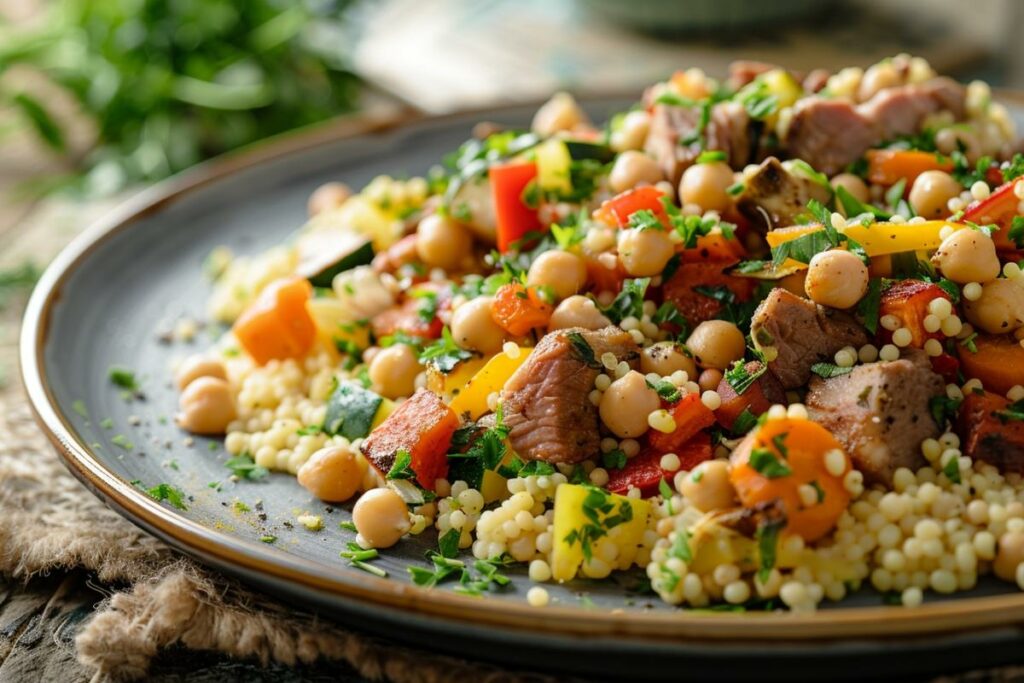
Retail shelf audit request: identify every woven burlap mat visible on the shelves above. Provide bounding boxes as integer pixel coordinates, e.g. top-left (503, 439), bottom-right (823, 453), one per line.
top-left (0, 390), bottom-right (567, 683)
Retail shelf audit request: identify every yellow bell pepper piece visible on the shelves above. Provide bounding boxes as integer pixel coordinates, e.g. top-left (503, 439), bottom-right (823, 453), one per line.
top-left (448, 347), bottom-right (532, 420)
top-left (535, 139), bottom-right (572, 195)
top-left (760, 69), bottom-right (803, 109)
top-left (480, 469), bottom-right (509, 504)
top-left (306, 297), bottom-right (371, 355)
top-left (426, 356), bottom-right (489, 401)
top-left (766, 220), bottom-right (965, 257)
top-left (551, 484), bottom-right (651, 582)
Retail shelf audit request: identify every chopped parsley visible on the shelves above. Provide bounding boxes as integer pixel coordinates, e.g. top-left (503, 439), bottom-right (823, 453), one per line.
top-left (1003, 154), bottom-right (1024, 182)
top-left (731, 408), bottom-right (758, 435)
top-left (942, 455), bottom-right (962, 484)
top-left (749, 447), bottom-right (792, 478)
top-left (602, 277), bottom-right (650, 324)
top-left (341, 542), bottom-right (387, 577)
top-left (419, 326), bottom-right (473, 373)
top-left (260, 535), bottom-right (277, 544)
top-left (810, 362), bottom-right (855, 379)
top-left (857, 278), bottom-right (883, 335)
top-left (602, 449), bottom-right (627, 470)
top-left (724, 359), bottom-right (766, 395)
top-left (755, 518), bottom-right (784, 582)
top-left (412, 289), bottom-right (439, 323)
top-left (108, 366), bottom-right (140, 391)
top-left (110, 434), bottom-right (134, 451)
top-left (929, 395), bottom-right (962, 426)
top-left (438, 528), bottom-right (461, 559)
top-left (697, 150), bottom-right (727, 163)
top-left (627, 208), bottom-right (665, 231)
top-left (647, 378), bottom-right (682, 403)
top-left (224, 453), bottom-right (269, 481)
top-left (135, 482), bottom-right (187, 510)
top-left (1009, 216), bottom-right (1024, 250)
top-left (995, 399), bottom-right (1024, 424)
top-left (99, 417), bottom-right (114, 429)
top-left (386, 449), bottom-right (416, 480)
top-left (339, 520), bottom-right (358, 532)
top-left (563, 486), bottom-right (634, 561)
top-left (960, 332), bottom-right (979, 354)
top-left (447, 406), bottom-right (510, 488)
top-left (565, 331), bottom-right (601, 368)
top-left (658, 478), bottom-right (675, 514)
top-left (651, 302), bottom-right (690, 339)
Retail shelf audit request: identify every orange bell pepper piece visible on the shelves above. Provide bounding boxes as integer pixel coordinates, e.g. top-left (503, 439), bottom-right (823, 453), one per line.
top-left (865, 149), bottom-right (953, 187)
top-left (490, 283), bottom-right (553, 337)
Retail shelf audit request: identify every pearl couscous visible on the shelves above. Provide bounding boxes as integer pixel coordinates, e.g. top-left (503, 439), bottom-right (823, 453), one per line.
top-left (172, 56), bottom-right (1024, 613)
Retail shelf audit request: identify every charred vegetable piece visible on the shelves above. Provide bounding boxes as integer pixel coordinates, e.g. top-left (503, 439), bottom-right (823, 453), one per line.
top-left (593, 186), bottom-right (668, 228)
top-left (661, 260), bottom-right (755, 326)
top-left (564, 139), bottom-right (616, 163)
top-left (715, 360), bottom-right (786, 432)
top-left (323, 380), bottom-right (384, 440)
top-left (233, 277), bottom-right (316, 365)
top-left (647, 393), bottom-right (716, 455)
top-left (877, 279), bottom-right (951, 348)
top-left (361, 389), bottom-right (458, 490)
top-left (606, 432), bottom-right (711, 496)
top-left (958, 391), bottom-right (1024, 474)
top-left (297, 231), bottom-right (375, 288)
top-left (959, 333), bottom-right (1024, 396)
top-left (490, 161), bottom-right (542, 252)
top-left (371, 284), bottom-right (448, 341)
top-left (729, 417), bottom-right (850, 542)
top-left (961, 177), bottom-right (1024, 254)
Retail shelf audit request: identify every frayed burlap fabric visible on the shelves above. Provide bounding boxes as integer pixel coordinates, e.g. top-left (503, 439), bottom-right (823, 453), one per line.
top-left (0, 395), bottom-right (559, 683)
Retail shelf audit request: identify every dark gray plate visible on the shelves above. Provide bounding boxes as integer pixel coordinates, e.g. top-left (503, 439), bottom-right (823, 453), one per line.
top-left (21, 98), bottom-right (1024, 681)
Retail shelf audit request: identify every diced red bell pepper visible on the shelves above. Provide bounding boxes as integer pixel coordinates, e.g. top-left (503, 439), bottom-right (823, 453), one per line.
top-left (929, 352), bottom-right (960, 383)
top-left (958, 391), bottom-right (1024, 474)
top-left (490, 282), bottom-right (552, 336)
top-left (606, 432), bottom-right (712, 496)
top-left (491, 161), bottom-right (543, 253)
top-left (648, 392), bottom-right (717, 455)
top-left (370, 283), bottom-right (448, 341)
top-left (714, 361), bottom-right (786, 432)
top-left (661, 260), bottom-right (755, 326)
top-left (961, 176), bottom-right (1024, 254)
top-left (361, 389), bottom-right (457, 490)
top-left (584, 254), bottom-right (626, 295)
top-left (877, 279), bottom-right (951, 348)
top-left (593, 186), bottom-right (668, 228)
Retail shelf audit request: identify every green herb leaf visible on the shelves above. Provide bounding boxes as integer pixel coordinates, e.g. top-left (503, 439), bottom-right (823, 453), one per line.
top-left (438, 528), bottom-right (461, 559)
top-left (386, 449), bottom-right (416, 480)
top-left (732, 408), bottom-right (758, 435)
top-left (724, 360), bottom-right (766, 395)
top-left (224, 453), bottom-right (269, 481)
top-left (943, 454), bottom-right (962, 484)
top-left (857, 278), bottom-right (883, 335)
top-left (929, 395), bottom-right (962, 426)
top-left (566, 331), bottom-right (601, 368)
top-left (137, 482), bottom-right (187, 510)
top-left (810, 362), bottom-right (855, 379)
top-left (995, 399), bottom-right (1024, 424)
top-left (602, 449), bottom-right (627, 470)
top-left (108, 366), bottom-right (140, 392)
top-left (755, 518), bottom-right (783, 582)
top-left (749, 447), bottom-right (792, 478)
top-left (419, 326), bottom-right (473, 373)
top-left (601, 278), bottom-right (650, 324)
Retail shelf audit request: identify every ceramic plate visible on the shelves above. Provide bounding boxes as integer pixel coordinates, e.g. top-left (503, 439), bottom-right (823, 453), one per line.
top-left (21, 98), bottom-right (1024, 681)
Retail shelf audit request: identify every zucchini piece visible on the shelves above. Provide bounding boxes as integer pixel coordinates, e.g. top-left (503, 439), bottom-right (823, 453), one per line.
top-left (323, 380), bottom-right (383, 439)
top-left (564, 140), bottom-right (616, 164)
top-left (298, 231), bottom-right (374, 288)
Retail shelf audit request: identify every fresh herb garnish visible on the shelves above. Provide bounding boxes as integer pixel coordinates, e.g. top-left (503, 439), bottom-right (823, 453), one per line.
top-left (386, 449), bottom-right (417, 480)
top-left (136, 482), bottom-right (187, 510)
top-left (602, 449), bottom-right (627, 470)
top-left (995, 399), bottom-right (1024, 424)
top-left (1009, 216), bottom-right (1024, 249)
top-left (563, 486), bottom-right (634, 561)
top-left (565, 331), bottom-right (601, 368)
top-left (749, 447), bottom-right (792, 478)
top-left (111, 434), bottom-right (134, 451)
top-left (755, 518), bottom-right (784, 582)
top-left (341, 542), bottom-right (387, 577)
top-left (810, 362), bottom-right (855, 379)
top-left (732, 408), bottom-right (758, 435)
top-left (724, 359), bottom-right (766, 395)
top-left (601, 277), bottom-right (650, 324)
top-left (647, 378), bottom-right (682, 403)
top-left (224, 453), bottom-right (269, 481)
top-left (943, 455), bottom-right (962, 484)
top-left (438, 528), bottom-right (461, 558)
top-left (108, 366), bottom-right (141, 392)
top-left (857, 278), bottom-right (883, 335)
top-left (419, 326), bottom-right (473, 373)
top-left (928, 395), bottom-right (962, 426)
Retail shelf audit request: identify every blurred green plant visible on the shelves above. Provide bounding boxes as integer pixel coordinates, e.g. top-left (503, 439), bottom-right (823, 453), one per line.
top-left (0, 0), bottom-right (360, 195)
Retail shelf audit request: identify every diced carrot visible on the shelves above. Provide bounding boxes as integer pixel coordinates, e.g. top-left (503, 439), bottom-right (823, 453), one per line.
top-left (490, 283), bottom-right (553, 337)
top-left (958, 391), bottom-right (1024, 474)
top-left (961, 177), bottom-right (1024, 254)
top-left (683, 234), bottom-right (747, 263)
top-left (729, 417), bottom-right (850, 542)
top-left (960, 334), bottom-right (1024, 396)
top-left (491, 161), bottom-right (542, 253)
top-left (661, 261), bottom-right (755, 326)
top-left (584, 255), bottom-right (625, 295)
top-left (606, 433), bottom-right (712, 496)
top-left (877, 279), bottom-right (950, 348)
top-left (647, 392), bottom-right (716, 455)
top-left (593, 186), bottom-right (668, 228)
top-left (865, 149), bottom-right (953, 187)
top-left (714, 361), bottom-right (786, 432)
top-left (361, 389), bottom-right (457, 490)
top-left (233, 277), bottom-right (316, 365)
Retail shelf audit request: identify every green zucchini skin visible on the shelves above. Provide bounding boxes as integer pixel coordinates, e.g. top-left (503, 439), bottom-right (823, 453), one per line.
top-left (300, 235), bottom-right (374, 288)
top-left (322, 380), bottom-right (382, 439)
top-left (563, 140), bottom-right (616, 164)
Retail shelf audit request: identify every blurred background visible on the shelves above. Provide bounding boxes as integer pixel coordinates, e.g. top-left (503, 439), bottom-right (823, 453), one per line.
top-left (1, 0), bottom-right (1023, 381)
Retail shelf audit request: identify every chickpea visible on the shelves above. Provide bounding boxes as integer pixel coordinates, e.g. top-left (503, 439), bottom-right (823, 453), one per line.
top-left (686, 320), bottom-right (746, 370)
top-left (608, 151), bottom-right (663, 194)
top-left (307, 181), bottom-right (352, 217)
top-left (610, 110), bottom-right (651, 152)
top-left (830, 173), bottom-right (870, 204)
top-left (679, 161), bottom-right (733, 213)
top-left (679, 460), bottom-right (736, 512)
top-left (527, 250), bottom-right (586, 300)
top-left (548, 295), bottom-right (611, 331)
top-left (531, 92), bottom-right (587, 136)
top-left (930, 228), bottom-right (1000, 284)
top-left (415, 213), bottom-right (473, 270)
top-left (805, 249), bottom-right (869, 309)
top-left (936, 127), bottom-right (981, 163)
top-left (857, 61), bottom-right (901, 101)
top-left (368, 343), bottom-right (421, 399)
top-left (297, 445), bottom-right (365, 503)
top-left (599, 370), bottom-right (660, 438)
top-left (994, 531), bottom-right (1024, 582)
top-left (698, 368), bottom-right (723, 392)
top-left (908, 170), bottom-right (961, 219)
top-left (640, 342), bottom-right (696, 378)
top-left (175, 354), bottom-right (227, 391)
top-left (352, 487), bottom-right (410, 549)
top-left (963, 278), bottom-right (1024, 334)
top-left (451, 296), bottom-right (505, 353)
top-left (617, 227), bottom-right (675, 277)
top-left (177, 377), bottom-right (236, 435)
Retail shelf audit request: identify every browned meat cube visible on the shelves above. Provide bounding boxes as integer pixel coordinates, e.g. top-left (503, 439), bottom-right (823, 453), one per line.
top-left (859, 77), bottom-right (966, 141)
top-left (500, 326), bottom-right (639, 463)
top-left (751, 288), bottom-right (869, 390)
top-left (644, 101), bottom-right (751, 186)
top-left (958, 391), bottom-right (1024, 475)
top-left (806, 351), bottom-right (944, 485)
top-left (784, 99), bottom-right (876, 176)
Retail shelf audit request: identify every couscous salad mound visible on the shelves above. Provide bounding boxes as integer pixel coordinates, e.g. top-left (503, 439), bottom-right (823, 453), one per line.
top-left (174, 56), bottom-right (1024, 611)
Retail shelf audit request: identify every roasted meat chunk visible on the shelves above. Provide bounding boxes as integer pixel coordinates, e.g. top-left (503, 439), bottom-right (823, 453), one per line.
top-left (736, 157), bottom-right (832, 231)
top-left (806, 351), bottom-right (945, 485)
top-left (500, 326), bottom-right (639, 463)
top-left (751, 288), bottom-right (869, 389)
top-left (645, 101), bottom-right (752, 186)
